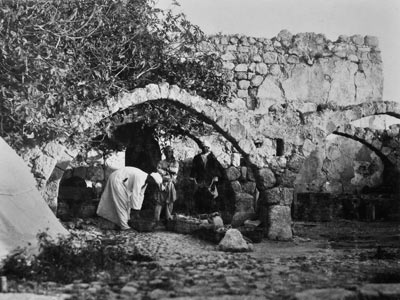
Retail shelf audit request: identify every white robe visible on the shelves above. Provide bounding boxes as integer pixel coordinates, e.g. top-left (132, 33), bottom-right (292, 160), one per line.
top-left (97, 167), bottom-right (148, 229)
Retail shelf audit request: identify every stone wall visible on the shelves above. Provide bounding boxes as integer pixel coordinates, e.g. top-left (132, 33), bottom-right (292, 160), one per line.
top-left (205, 30), bottom-right (382, 110)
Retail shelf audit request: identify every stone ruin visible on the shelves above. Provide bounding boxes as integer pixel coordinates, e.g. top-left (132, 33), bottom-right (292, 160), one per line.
top-left (19, 30), bottom-right (400, 240)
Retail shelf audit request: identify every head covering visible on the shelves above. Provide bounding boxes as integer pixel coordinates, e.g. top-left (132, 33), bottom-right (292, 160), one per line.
top-left (202, 140), bottom-right (211, 149)
top-left (163, 145), bottom-right (173, 154)
top-left (150, 172), bottom-right (163, 188)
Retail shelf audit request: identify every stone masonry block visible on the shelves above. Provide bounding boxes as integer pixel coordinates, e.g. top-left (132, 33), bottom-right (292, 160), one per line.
top-left (231, 180), bottom-right (242, 193)
top-left (158, 82), bottom-right (170, 98)
top-left (43, 142), bottom-right (66, 159)
top-left (364, 35), bottom-right (379, 48)
top-left (146, 84), bottom-right (161, 100)
top-left (33, 154), bottom-right (58, 181)
top-left (129, 88), bottom-right (147, 105)
top-left (238, 80), bottom-right (250, 90)
top-left (235, 192), bottom-right (255, 212)
top-left (255, 63), bottom-right (268, 75)
top-left (265, 187), bottom-right (294, 206)
top-left (235, 64), bottom-right (248, 72)
top-left (267, 205), bottom-right (292, 241)
top-left (257, 167), bottom-right (276, 190)
top-left (262, 52), bottom-right (278, 63)
top-left (226, 166), bottom-right (241, 181)
top-left (168, 85), bottom-right (182, 100)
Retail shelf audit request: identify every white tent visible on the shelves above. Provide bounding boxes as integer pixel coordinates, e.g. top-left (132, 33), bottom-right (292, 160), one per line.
top-left (0, 137), bottom-right (69, 260)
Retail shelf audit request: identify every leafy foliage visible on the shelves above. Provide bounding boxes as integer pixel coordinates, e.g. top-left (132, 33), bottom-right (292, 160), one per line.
top-left (0, 231), bottom-right (153, 283)
top-left (0, 0), bottom-right (229, 149)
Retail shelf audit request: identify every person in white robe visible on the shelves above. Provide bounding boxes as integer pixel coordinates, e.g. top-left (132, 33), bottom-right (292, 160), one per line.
top-left (97, 167), bottom-right (163, 230)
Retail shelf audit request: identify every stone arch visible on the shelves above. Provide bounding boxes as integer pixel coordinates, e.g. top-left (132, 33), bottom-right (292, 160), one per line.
top-left (333, 124), bottom-right (392, 165)
top-left (40, 84), bottom-right (259, 225)
top-left (289, 101), bottom-right (400, 189)
top-left (30, 82), bottom-right (400, 239)
top-left (333, 123), bottom-right (400, 192)
top-left (73, 83), bottom-right (253, 157)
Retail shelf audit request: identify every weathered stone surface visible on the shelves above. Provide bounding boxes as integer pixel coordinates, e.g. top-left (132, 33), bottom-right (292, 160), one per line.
top-left (32, 154), bottom-right (57, 182)
top-left (242, 181), bottom-right (257, 194)
top-left (230, 180), bottom-right (242, 193)
top-left (238, 80), bottom-right (250, 90)
top-left (269, 64), bottom-right (281, 76)
top-left (247, 166), bottom-right (256, 181)
top-left (252, 54), bottom-right (263, 62)
top-left (237, 53), bottom-right (249, 63)
top-left (262, 52), bottom-right (278, 63)
top-left (364, 35), bottom-right (379, 48)
top-left (43, 142), bottom-right (66, 159)
top-left (358, 283), bottom-right (400, 299)
top-left (267, 205), bottom-right (292, 240)
top-left (351, 34), bottom-right (364, 45)
top-left (235, 192), bottom-right (255, 212)
top-left (293, 288), bottom-right (356, 300)
top-left (235, 64), bottom-right (248, 72)
top-left (257, 168), bottom-right (276, 190)
top-left (223, 62), bottom-right (235, 70)
top-left (221, 52), bottom-right (236, 61)
top-left (354, 63), bottom-right (383, 102)
top-left (276, 169), bottom-right (296, 188)
top-left (237, 89), bottom-right (249, 98)
top-left (287, 55), bottom-right (300, 64)
top-left (250, 75), bottom-right (264, 87)
top-left (265, 187), bottom-right (294, 206)
top-left (255, 62), bottom-right (269, 75)
top-left (287, 153), bottom-right (306, 172)
top-left (146, 83), bottom-right (161, 100)
top-left (277, 29), bottom-right (293, 47)
top-left (218, 229), bottom-right (253, 252)
top-left (292, 101), bottom-right (318, 114)
top-left (281, 59), bottom-right (364, 105)
top-left (226, 97), bottom-right (246, 111)
top-left (231, 211), bottom-right (256, 228)
top-left (257, 76), bottom-right (283, 104)
top-left (226, 166), bottom-right (241, 181)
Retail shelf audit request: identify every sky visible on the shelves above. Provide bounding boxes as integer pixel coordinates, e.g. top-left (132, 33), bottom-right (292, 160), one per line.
top-left (156, 0), bottom-right (400, 102)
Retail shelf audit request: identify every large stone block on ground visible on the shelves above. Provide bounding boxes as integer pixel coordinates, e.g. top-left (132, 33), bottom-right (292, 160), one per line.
top-left (267, 205), bottom-right (292, 240)
top-left (265, 187), bottom-right (293, 206)
top-left (218, 229), bottom-right (253, 252)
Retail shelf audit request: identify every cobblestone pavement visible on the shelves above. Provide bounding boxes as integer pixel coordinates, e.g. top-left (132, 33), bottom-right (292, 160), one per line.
top-left (4, 220), bottom-right (400, 300)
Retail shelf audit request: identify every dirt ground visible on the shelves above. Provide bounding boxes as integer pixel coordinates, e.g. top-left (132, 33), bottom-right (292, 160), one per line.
top-left (4, 219), bottom-right (400, 300)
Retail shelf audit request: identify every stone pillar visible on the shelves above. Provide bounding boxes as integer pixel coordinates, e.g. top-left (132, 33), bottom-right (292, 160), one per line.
top-left (265, 187), bottom-right (293, 240)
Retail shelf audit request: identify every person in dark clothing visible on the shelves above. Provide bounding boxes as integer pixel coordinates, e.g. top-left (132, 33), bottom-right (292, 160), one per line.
top-left (190, 140), bottom-right (222, 213)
